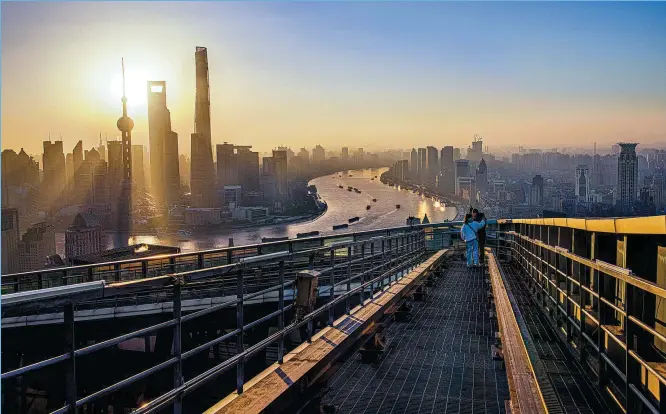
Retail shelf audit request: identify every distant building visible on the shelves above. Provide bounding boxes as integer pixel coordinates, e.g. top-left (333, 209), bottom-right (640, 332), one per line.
top-left (273, 149), bottom-right (288, 198)
top-left (18, 222), bottom-right (56, 272)
top-left (2, 208), bottom-right (20, 274)
top-left (531, 175), bottom-right (544, 206)
top-left (417, 148), bottom-right (427, 180)
top-left (454, 160), bottom-right (470, 194)
top-left (476, 159), bottom-right (488, 195)
top-left (232, 206), bottom-right (269, 222)
top-left (426, 146), bottom-right (438, 185)
top-left (132, 145), bottom-right (146, 191)
top-left (312, 145), bottom-right (326, 164)
top-left (65, 211), bottom-right (103, 259)
top-left (223, 185), bottom-right (242, 209)
top-left (341, 147), bottom-right (349, 161)
top-left (617, 143), bottom-right (638, 214)
top-left (185, 208), bottom-right (222, 226)
top-left (410, 149), bottom-right (418, 179)
top-left (575, 165), bottom-right (590, 203)
top-left (148, 80), bottom-right (181, 209)
top-left (42, 140), bottom-right (66, 206)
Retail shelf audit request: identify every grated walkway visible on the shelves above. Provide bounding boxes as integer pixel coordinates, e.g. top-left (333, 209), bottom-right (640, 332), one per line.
top-left (320, 259), bottom-right (510, 414)
top-left (497, 261), bottom-right (609, 414)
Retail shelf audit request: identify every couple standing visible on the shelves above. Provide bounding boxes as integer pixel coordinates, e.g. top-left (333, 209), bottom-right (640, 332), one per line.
top-left (460, 208), bottom-right (486, 267)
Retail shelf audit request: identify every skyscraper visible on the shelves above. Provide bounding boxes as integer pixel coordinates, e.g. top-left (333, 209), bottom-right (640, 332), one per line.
top-left (440, 146), bottom-right (455, 194)
top-left (476, 159), bottom-right (488, 195)
top-left (2, 208), bottom-right (20, 274)
top-left (190, 47), bottom-right (215, 207)
top-left (617, 143), bottom-right (638, 214)
top-left (531, 175), bottom-right (544, 206)
top-left (312, 145), bottom-right (325, 164)
top-left (418, 148), bottom-right (426, 180)
top-left (107, 140), bottom-right (123, 200)
top-left (132, 145), bottom-right (145, 191)
top-left (426, 146), bottom-right (438, 185)
top-left (575, 165), bottom-right (590, 203)
top-left (42, 140), bottom-right (66, 206)
top-left (273, 149), bottom-right (288, 198)
top-left (216, 143), bottom-right (238, 190)
top-left (410, 149), bottom-right (418, 179)
top-left (148, 80), bottom-right (180, 208)
top-left (455, 159), bottom-right (470, 195)
top-left (341, 147), bottom-right (349, 161)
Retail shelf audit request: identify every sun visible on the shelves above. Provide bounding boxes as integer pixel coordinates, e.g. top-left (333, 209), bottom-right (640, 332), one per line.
top-left (109, 67), bottom-right (149, 108)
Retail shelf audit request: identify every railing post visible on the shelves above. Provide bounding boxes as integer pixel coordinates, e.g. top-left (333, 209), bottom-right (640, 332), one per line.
top-left (370, 241), bottom-right (375, 299)
top-left (625, 283), bottom-right (637, 413)
top-left (360, 243), bottom-right (365, 306)
top-left (172, 282), bottom-right (183, 414)
top-left (329, 248), bottom-right (335, 326)
top-left (197, 252), bottom-right (204, 270)
top-left (64, 302), bottom-right (77, 414)
top-left (236, 265), bottom-right (245, 394)
top-left (346, 245), bottom-right (352, 314)
top-left (382, 239), bottom-right (386, 289)
top-left (278, 260), bottom-right (285, 364)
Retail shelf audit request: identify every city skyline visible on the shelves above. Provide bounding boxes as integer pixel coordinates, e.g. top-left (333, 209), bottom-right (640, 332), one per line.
top-left (2, 2), bottom-right (665, 155)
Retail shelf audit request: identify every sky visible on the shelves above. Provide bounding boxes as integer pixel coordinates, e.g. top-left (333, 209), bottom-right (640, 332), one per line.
top-left (2, 1), bottom-right (665, 156)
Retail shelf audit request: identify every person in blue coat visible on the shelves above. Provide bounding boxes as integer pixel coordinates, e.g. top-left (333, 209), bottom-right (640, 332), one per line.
top-left (460, 213), bottom-right (486, 267)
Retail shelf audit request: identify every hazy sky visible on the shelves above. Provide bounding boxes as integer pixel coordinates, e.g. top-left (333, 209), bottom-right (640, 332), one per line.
top-left (2, 1), bottom-right (665, 156)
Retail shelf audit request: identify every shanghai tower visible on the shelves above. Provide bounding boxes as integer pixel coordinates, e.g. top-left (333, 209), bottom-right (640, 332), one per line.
top-left (190, 46), bottom-right (215, 207)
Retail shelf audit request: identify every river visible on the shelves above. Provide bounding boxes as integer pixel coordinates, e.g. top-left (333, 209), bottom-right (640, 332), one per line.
top-left (55, 168), bottom-right (457, 255)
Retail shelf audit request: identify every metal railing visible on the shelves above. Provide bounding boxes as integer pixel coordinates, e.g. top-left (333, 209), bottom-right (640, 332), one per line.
top-left (1, 220), bottom-right (495, 294)
top-left (1, 230), bottom-right (432, 414)
top-left (505, 227), bottom-right (666, 414)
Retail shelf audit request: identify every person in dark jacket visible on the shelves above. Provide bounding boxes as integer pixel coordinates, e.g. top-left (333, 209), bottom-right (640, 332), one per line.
top-left (472, 209), bottom-right (486, 265)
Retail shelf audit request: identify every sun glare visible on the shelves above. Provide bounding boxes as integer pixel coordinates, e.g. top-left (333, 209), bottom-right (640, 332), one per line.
top-left (109, 68), bottom-right (149, 108)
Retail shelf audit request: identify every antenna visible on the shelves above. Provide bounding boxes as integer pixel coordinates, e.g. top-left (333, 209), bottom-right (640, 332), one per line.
top-left (121, 58), bottom-right (127, 100)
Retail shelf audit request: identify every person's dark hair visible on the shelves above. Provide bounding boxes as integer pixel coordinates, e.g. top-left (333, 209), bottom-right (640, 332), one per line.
top-left (464, 213), bottom-right (472, 223)
top-left (472, 208), bottom-right (479, 214)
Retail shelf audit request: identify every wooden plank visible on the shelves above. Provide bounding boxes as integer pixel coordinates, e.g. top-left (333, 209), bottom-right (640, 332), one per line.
top-left (206, 250), bottom-right (447, 414)
top-left (488, 253), bottom-right (548, 414)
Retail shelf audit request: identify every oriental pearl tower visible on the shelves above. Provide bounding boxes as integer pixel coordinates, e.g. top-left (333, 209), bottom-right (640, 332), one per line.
top-left (116, 58), bottom-right (134, 244)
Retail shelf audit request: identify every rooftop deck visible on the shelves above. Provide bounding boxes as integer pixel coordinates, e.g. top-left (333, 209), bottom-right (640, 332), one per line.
top-left (319, 259), bottom-right (510, 414)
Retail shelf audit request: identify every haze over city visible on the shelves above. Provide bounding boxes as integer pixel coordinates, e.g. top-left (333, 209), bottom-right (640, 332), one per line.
top-left (2, 1), bottom-right (665, 155)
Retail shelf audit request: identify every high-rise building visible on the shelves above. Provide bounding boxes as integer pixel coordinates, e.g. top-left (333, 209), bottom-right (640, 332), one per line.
top-left (312, 145), bottom-right (325, 164)
top-left (454, 159), bottom-right (470, 194)
top-left (74, 148), bottom-right (108, 206)
top-left (237, 146), bottom-right (260, 193)
top-left (575, 165), bottom-right (590, 203)
top-left (426, 146), bottom-right (438, 184)
top-left (273, 149), bottom-right (288, 198)
top-left (341, 147), bottom-right (349, 161)
top-left (132, 145), bottom-right (145, 191)
top-left (18, 222), bottom-right (56, 272)
top-left (223, 185), bottom-right (242, 209)
top-left (65, 211), bottom-right (103, 259)
top-left (147, 80), bottom-right (180, 208)
top-left (107, 140), bottom-right (123, 200)
top-left (531, 175), bottom-right (544, 206)
top-left (65, 153), bottom-right (74, 191)
top-left (190, 47), bottom-right (216, 207)
top-left (476, 159), bottom-right (488, 195)
top-left (42, 140), bottom-right (66, 206)
top-left (216, 143), bottom-right (238, 189)
top-left (2, 208), bottom-right (20, 274)
top-left (418, 148), bottom-right (426, 180)
top-left (617, 143), bottom-right (638, 214)
top-left (73, 140), bottom-right (83, 177)
top-left (410, 149), bottom-right (418, 179)
top-left (468, 136), bottom-right (483, 163)
top-left (439, 146), bottom-right (454, 194)
top-left (453, 148), bottom-right (461, 161)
